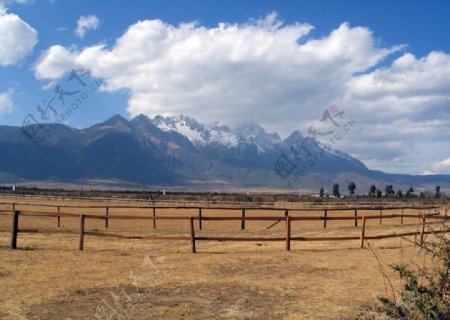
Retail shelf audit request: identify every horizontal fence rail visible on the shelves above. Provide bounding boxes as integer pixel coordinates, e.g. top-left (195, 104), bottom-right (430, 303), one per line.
top-left (0, 201), bottom-right (441, 235)
top-left (5, 205), bottom-right (447, 252)
top-left (3, 193), bottom-right (442, 208)
top-left (0, 200), bottom-right (440, 211)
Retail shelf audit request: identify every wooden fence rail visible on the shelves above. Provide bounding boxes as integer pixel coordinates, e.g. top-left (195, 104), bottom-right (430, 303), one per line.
top-left (1, 193), bottom-right (442, 209)
top-left (0, 201), bottom-right (439, 211)
top-left (1, 202), bottom-right (440, 234)
top-left (7, 209), bottom-right (448, 253)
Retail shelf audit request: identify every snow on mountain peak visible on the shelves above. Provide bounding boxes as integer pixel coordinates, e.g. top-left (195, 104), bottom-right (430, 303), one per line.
top-left (151, 115), bottom-right (239, 147)
top-left (236, 123), bottom-right (281, 153)
top-left (149, 115), bottom-right (281, 152)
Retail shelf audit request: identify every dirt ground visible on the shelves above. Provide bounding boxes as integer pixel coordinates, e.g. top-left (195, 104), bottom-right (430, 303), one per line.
top-left (0, 197), bottom-right (446, 319)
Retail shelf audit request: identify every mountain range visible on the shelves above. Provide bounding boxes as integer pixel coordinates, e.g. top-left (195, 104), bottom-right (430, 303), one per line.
top-left (1, 114), bottom-right (449, 193)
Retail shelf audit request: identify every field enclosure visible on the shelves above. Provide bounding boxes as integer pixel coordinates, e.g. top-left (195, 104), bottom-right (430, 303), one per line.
top-left (0, 197), bottom-right (446, 253)
top-left (0, 196), bottom-right (448, 319)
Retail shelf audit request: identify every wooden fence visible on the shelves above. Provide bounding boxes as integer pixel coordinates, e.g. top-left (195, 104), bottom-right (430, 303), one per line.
top-left (5, 206), bottom-right (447, 253)
top-left (3, 193), bottom-right (441, 209)
top-left (0, 201), bottom-right (440, 231)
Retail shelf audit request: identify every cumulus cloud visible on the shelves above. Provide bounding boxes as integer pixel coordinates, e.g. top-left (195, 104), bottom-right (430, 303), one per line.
top-left (35, 45), bottom-right (77, 79)
top-left (0, 11), bottom-right (38, 66)
top-left (346, 52), bottom-right (450, 117)
top-left (0, 0), bottom-right (35, 14)
top-left (0, 89), bottom-right (15, 115)
top-left (340, 51), bottom-right (450, 171)
top-left (75, 14), bottom-right (99, 38)
top-left (1, 0), bottom-right (34, 7)
top-left (33, 13), bottom-right (450, 174)
top-left (34, 14), bottom-right (399, 124)
top-left (424, 157), bottom-right (450, 175)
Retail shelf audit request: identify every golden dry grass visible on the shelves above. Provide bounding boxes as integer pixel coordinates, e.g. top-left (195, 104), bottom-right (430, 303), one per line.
top-left (0, 197), bottom-right (446, 319)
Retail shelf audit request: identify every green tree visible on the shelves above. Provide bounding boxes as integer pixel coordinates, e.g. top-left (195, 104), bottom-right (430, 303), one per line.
top-left (369, 185), bottom-right (377, 197)
top-left (319, 188), bottom-right (324, 198)
top-left (348, 182), bottom-right (356, 196)
top-left (435, 186), bottom-right (441, 198)
top-left (333, 183), bottom-right (340, 198)
top-left (385, 185), bottom-right (395, 197)
top-left (406, 187), bottom-right (415, 198)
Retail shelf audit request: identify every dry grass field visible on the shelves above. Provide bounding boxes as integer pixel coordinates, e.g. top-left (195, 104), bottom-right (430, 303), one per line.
top-left (0, 197), bottom-right (446, 319)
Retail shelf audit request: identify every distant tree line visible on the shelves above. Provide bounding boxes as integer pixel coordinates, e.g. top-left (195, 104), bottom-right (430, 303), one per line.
top-left (319, 183), bottom-right (444, 199)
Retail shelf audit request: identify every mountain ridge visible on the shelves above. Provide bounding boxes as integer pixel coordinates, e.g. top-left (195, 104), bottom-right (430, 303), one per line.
top-left (1, 113), bottom-right (449, 192)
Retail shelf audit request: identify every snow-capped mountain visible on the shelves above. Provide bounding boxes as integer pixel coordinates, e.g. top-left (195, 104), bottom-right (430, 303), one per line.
top-left (235, 123), bottom-right (281, 153)
top-left (152, 115), bottom-right (238, 147)
top-left (5, 113), bottom-right (450, 190)
top-left (151, 114), bottom-right (281, 153)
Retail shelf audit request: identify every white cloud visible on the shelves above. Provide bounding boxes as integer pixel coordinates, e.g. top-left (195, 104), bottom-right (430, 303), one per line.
top-left (424, 157), bottom-right (450, 175)
top-left (1, 0), bottom-right (34, 6)
top-left (35, 45), bottom-right (76, 79)
top-left (346, 52), bottom-right (450, 110)
top-left (0, 11), bottom-right (38, 66)
top-left (34, 14), bottom-right (399, 125)
top-left (339, 51), bottom-right (450, 173)
top-left (0, 89), bottom-right (15, 115)
top-left (75, 14), bottom-right (99, 38)
top-left (0, 0), bottom-right (35, 14)
top-left (33, 13), bottom-right (450, 174)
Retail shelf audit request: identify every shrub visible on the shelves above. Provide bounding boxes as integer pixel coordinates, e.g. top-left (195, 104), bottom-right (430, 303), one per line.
top-left (362, 228), bottom-right (449, 319)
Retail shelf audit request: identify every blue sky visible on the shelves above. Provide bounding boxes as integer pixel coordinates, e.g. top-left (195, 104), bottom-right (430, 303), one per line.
top-left (1, 0), bottom-right (450, 175)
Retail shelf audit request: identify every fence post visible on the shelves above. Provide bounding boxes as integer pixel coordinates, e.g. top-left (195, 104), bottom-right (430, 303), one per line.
top-left (323, 210), bottom-right (328, 228)
top-left (79, 214), bottom-right (85, 251)
top-left (241, 209), bottom-right (246, 230)
top-left (360, 216), bottom-right (366, 248)
top-left (198, 208), bottom-right (202, 230)
top-left (152, 207), bottom-right (156, 229)
top-left (190, 217), bottom-right (196, 253)
top-left (57, 206), bottom-right (61, 227)
top-left (10, 210), bottom-right (20, 249)
top-left (105, 207), bottom-right (109, 229)
top-left (286, 215), bottom-right (291, 251)
top-left (354, 209), bottom-right (358, 227)
top-left (401, 208), bottom-right (404, 225)
top-left (379, 209), bottom-right (383, 225)
top-left (420, 215), bottom-right (426, 244)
